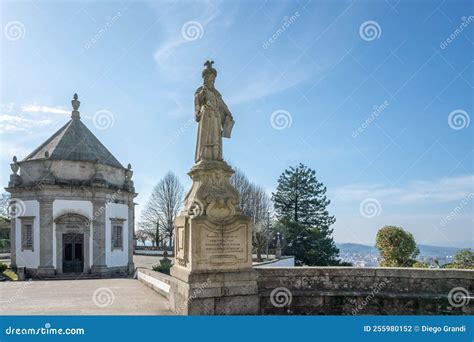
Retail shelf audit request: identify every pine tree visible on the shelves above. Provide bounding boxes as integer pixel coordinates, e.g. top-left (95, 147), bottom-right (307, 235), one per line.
top-left (272, 163), bottom-right (340, 266)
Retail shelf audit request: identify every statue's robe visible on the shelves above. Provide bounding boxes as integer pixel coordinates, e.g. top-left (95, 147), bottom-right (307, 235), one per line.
top-left (194, 85), bottom-right (232, 162)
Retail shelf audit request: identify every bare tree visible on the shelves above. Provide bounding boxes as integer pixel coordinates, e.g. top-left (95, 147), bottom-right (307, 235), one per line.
top-left (135, 226), bottom-right (149, 247)
top-left (230, 168), bottom-right (273, 261)
top-left (138, 205), bottom-right (160, 247)
top-left (231, 168), bottom-right (271, 223)
top-left (0, 193), bottom-right (10, 218)
top-left (253, 214), bottom-right (276, 262)
top-left (139, 172), bottom-right (184, 249)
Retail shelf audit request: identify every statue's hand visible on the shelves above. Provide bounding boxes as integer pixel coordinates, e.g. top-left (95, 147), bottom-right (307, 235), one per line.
top-left (195, 110), bottom-right (202, 122)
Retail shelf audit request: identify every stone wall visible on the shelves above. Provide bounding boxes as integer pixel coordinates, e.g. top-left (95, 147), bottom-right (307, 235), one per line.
top-left (138, 267), bottom-right (473, 315)
top-left (257, 267), bottom-right (473, 315)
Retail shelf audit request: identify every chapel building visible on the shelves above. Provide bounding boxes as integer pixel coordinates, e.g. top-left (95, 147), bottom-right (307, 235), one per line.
top-left (5, 94), bottom-right (136, 278)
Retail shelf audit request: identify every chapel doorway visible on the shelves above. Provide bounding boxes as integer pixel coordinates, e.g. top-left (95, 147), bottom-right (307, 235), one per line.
top-left (62, 233), bottom-right (84, 273)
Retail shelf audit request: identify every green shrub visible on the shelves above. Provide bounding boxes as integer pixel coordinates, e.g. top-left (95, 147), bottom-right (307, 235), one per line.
top-left (152, 258), bottom-right (172, 275)
top-left (376, 226), bottom-right (419, 267)
top-left (0, 263), bottom-right (7, 273)
top-left (411, 261), bottom-right (429, 268)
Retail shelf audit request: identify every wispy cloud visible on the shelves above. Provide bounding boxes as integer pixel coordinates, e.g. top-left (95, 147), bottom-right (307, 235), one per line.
top-left (152, 1), bottom-right (222, 76)
top-left (0, 141), bottom-right (30, 160)
top-left (225, 66), bottom-right (310, 105)
top-left (21, 104), bottom-right (69, 115)
top-left (0, 114), bottom-right (53, 133)
top-left (150, 1), bottom-right (311, 105)
top-left (331, 175), bottom-right (474, 205)
top-left (0, 102), bottom-right (68, 134)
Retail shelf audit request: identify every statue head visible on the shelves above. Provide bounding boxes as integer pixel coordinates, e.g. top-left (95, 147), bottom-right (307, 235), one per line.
top-left (202, 60), bottom-right (217, 88)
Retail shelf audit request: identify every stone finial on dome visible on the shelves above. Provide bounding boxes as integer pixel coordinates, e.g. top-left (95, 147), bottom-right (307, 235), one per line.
top-left (125, 163), bottom-right (133, 180)
top-left (71, 93), bottom-right (81, 119)
top-left (11, 155), bottom-right (19, 175)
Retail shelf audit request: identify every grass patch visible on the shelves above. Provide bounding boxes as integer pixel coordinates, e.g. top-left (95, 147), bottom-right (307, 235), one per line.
top-left (3, 269), bottom-right (18, 281)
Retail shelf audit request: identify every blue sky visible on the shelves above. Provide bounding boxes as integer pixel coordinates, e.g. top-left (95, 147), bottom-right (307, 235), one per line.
top-left (1, 0), bottom-right (472, 247)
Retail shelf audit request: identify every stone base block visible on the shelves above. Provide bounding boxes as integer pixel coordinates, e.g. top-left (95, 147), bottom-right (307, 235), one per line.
top-left (91, 265), bottom-right (110, 277)
top-left (36, 266), bottom-right (55, 277)
top-left (169, 268), bottom-right (260, 315)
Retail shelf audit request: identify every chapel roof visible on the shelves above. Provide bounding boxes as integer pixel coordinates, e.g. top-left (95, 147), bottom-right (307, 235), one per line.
top-left (22, 94), bottom-right (124, 169)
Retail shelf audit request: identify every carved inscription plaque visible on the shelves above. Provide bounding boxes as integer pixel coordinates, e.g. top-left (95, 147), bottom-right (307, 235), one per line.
top-left (197, 222), bottom-right (249, 267)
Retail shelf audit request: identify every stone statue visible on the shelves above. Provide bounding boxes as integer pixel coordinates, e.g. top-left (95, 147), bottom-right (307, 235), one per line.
top-left (170, 61), bottom-right (258, 315)
top-left (194, 61), bottom-right (234, 163)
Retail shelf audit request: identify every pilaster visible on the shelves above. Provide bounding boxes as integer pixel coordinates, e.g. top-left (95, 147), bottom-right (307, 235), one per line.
top-left (37, 198), bottom-right (55, 276)
top-left (91, 199), bottom-right (108, 276)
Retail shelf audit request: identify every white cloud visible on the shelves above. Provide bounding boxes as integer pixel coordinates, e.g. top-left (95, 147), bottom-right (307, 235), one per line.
top-left (0, 141), bottom-right (30, 160)
top-left (330, 174), bottom-right (474, 205)
top-left (152, 2), bottom-right (222, 76)
top-left (150, 2), bottom-right (311, 105)
top-left (21, 104), bottom-right (69, 115)
top-left (226, 67), bottom-right (309, 105)
top-left (0, 114), bottom-right (53, 133)
top-left (0, 102), bottom-right (68, 134)
top-left (330, 175), bottom-right (474, 247)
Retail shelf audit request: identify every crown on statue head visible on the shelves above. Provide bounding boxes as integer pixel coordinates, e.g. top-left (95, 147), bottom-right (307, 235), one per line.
top-left (202, 60), bottom-right (217, 78)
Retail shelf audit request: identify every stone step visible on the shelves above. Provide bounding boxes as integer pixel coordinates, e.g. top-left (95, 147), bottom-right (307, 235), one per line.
top-left (40, 273), bottom-right (101, 281)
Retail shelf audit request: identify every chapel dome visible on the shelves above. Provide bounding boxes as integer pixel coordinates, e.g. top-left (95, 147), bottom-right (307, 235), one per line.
top-left (8, 94), bottom-right (133, 192)
top-left (23, 116), bottom-right (123, 169)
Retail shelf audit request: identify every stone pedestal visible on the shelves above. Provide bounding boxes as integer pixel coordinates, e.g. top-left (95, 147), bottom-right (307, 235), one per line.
top-left (170, 160), bottom-right (259, 315)
top-left (170, 268), bottom-right (259, 315)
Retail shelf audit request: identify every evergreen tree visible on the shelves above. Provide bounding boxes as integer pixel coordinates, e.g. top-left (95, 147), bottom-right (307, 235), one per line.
top-left (272, 163), bottom-right (340, 266)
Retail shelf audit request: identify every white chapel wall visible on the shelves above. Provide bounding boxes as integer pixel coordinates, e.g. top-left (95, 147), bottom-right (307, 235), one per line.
top-left (15, 200), bottom-right (40, 268)
top-left (105, 202), bottom-right (129, 267)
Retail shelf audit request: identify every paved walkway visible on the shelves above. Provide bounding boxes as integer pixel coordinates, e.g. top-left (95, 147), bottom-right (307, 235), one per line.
top-left (0, 278), bottom-right (172, 315)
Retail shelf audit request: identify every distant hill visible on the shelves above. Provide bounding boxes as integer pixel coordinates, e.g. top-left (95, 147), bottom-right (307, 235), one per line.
top-left (336, 243), bottom-right (464, 266)
top-left (337, 243), bottom-right (463, 255)
top-left (416, 244), bottom-right (462, 258)
top-left (336, 243), bottom-right (377, 254)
